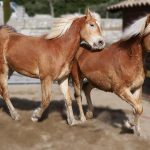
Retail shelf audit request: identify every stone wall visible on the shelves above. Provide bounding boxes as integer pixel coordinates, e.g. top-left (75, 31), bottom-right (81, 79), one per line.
top-left (15, 15), bottom-right (53, 36)
top-left (15, 17), bottom-right (122, 44)
top-left (0, 3), bottom-right (3, 25)
top-left (0, 4), bottom-right (122, 84)
top-left (0, 2), bottom-right (122, 43)
top-left (101, 18), bottom-right (122, 44)
top-left (8, 17), bottom-right (122, 44)
top-left (7, 17), bottom-right (122, 84)
top-left (0, 3), bottom-right (122, 43)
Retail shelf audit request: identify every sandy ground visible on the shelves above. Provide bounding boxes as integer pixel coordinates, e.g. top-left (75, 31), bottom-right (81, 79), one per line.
top-left (0, 83), bottom-right (150, 150)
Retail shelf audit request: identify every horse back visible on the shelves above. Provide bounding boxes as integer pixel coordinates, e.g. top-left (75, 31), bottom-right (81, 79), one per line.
top-left (3, 32), bottom-right (73, 79)
top-left (75, 40), bottom-right (145, 92)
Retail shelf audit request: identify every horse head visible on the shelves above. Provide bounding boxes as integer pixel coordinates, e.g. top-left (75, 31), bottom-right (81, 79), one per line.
top-left (80, 9), bottom-right (105, 50)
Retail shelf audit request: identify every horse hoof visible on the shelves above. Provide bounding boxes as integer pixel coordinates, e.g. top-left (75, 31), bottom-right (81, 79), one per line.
top-left (86, 111), bottom-right (93, 119)
top-left (133, 126), bottom-right (141, 136)
top-left (67, 119), bottom-right (80, 126)
top-left (80, 116), bottom-right (86, 122)
top-left (11, 111), bottom-right (21, 121)
top-left (134, 130), bottom-right (141, 136)
top-left (124, 120), bottom-right (133, 128)
top-left (31, 108), bottom-right (42, 122)
top-left (31, 116), bottom-right (39, 122)
top-left (67, 118), bottom-right (73, 125)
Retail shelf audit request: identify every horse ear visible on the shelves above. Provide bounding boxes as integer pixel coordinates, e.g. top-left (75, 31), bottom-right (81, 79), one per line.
top-left (85, 8), bottom-right (92, 20)
top-left (145, 14), bottom-right (150, 28)
top-left (143, 14), bottom-right (150, 35)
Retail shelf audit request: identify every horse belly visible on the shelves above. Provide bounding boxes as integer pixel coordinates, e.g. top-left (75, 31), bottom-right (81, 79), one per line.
top-left (6, 55), bottom-right (39, 78)
top-left (15, 67), bottom-right (39, 78)
top-left (86, 72), bottom-right (112, 92)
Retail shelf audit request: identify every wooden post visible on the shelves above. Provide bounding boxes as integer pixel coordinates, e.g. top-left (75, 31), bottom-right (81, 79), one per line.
top-left (3, 0), bottom-right (11, 24)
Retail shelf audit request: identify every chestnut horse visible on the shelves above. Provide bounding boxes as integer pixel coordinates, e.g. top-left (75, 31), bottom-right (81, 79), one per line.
top-left (71, 14), bottom-right (150, 134)
top-left (0, 9), bottom-right (105, 125)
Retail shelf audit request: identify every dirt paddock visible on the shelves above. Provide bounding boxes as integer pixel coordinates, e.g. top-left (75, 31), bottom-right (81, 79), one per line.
top-left (0, 84), bottom-right (150, 150)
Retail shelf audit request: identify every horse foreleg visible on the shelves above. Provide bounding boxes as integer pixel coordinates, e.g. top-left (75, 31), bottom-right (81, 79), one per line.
top-left (132, 87), bottom-right (143, 135)
top-left (31, 76), bottom-right (51, 122)
top-left (118, 88), bottom-right (143, 136)
top-left (0, 73), bottom-right (20, 120)
top-left (73, 78), bottom-right (87, 122)
top-left (59, 77), bottom-right (79, 125)
top-left (82, 82), bottom-right (94, 119)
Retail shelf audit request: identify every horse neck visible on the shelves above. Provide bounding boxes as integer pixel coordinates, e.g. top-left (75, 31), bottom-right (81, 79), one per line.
top-left (54, 17), bottom-right (86, 61)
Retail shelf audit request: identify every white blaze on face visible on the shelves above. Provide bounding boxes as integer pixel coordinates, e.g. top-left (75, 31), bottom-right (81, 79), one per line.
top-left (89, 34), bottom-right (105, 50)
top-left (80, 10), bottom-right (105, 50)
top-left (87, 21), bottom-right (105, 50)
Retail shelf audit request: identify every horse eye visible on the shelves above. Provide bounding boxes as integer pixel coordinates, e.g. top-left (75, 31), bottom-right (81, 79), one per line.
top-left (90, 24), bottom-right (94, 27)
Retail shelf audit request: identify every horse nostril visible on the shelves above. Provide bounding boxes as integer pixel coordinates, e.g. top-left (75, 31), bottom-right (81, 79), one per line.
top-left (98, 40), bottom-right (104, 45)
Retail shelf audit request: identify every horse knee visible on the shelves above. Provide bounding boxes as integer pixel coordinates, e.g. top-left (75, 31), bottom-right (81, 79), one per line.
top-left (1, 88), bottom-right (9, 100)
top-left (75, 93), bottom-right (82, 101)
top-left (65, 99), bottom-right (72, 107)
top-left (74, 92), bottom-right (80, 99)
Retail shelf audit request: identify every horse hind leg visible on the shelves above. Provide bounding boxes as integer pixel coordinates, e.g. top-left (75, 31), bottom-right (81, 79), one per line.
top-left (131, 88), bottom-right (143, 135)
top-left (74, 78), bottom-right (86, 122)
top-left (31, 76), bottom-right (52, 122)
top-left (0, 68), bottom-right (14, 96)
top-left (0, 71), bottom-right (20, 120)
top-left (82, 81), bottom-right (94, 119)
top-left (118, 87), bottom-right (143, 136)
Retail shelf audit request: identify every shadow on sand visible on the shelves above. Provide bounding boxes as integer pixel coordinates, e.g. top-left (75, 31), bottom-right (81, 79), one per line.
top-left (0, 97), bottom-right (133, 134)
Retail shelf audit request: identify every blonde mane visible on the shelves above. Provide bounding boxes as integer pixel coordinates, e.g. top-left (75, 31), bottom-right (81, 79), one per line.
top-left (122, 15), bottom-right (149, 40)
top-left (45, 12), bottom-right (101, 39)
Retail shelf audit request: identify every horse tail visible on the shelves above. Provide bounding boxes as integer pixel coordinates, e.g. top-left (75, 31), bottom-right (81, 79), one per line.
top-left (0, 25), bottom-right (10, 47)
top-left (0, 25), bottom-right (17, 33)
top-left (0, 25), bottom-right (16, 45)
top-left (0, 26), bottom-right (16, 78)
top-left (0, 25), bottom-right (15, 64)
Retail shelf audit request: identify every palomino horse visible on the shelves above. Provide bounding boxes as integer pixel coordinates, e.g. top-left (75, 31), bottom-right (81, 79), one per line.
top-left (0, 9), bottom-right (105, 125)
top-left (71, 14), bottom-right (150, 134)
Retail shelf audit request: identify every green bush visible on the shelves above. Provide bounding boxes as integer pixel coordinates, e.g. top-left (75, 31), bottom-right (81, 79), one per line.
top-left (3, 0), bottom-right (11, 24)
top-left (11, 0), bottom-right (123, 17)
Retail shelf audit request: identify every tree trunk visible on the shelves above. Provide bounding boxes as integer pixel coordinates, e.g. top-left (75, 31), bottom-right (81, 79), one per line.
top-left (3, 0), bottom-right (11, 24)
top-left (48, 0), bottom-right (54, 17)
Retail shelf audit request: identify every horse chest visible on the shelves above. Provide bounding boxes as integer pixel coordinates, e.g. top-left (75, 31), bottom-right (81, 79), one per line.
top-left (57, 64), bottom-right (70, 80)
